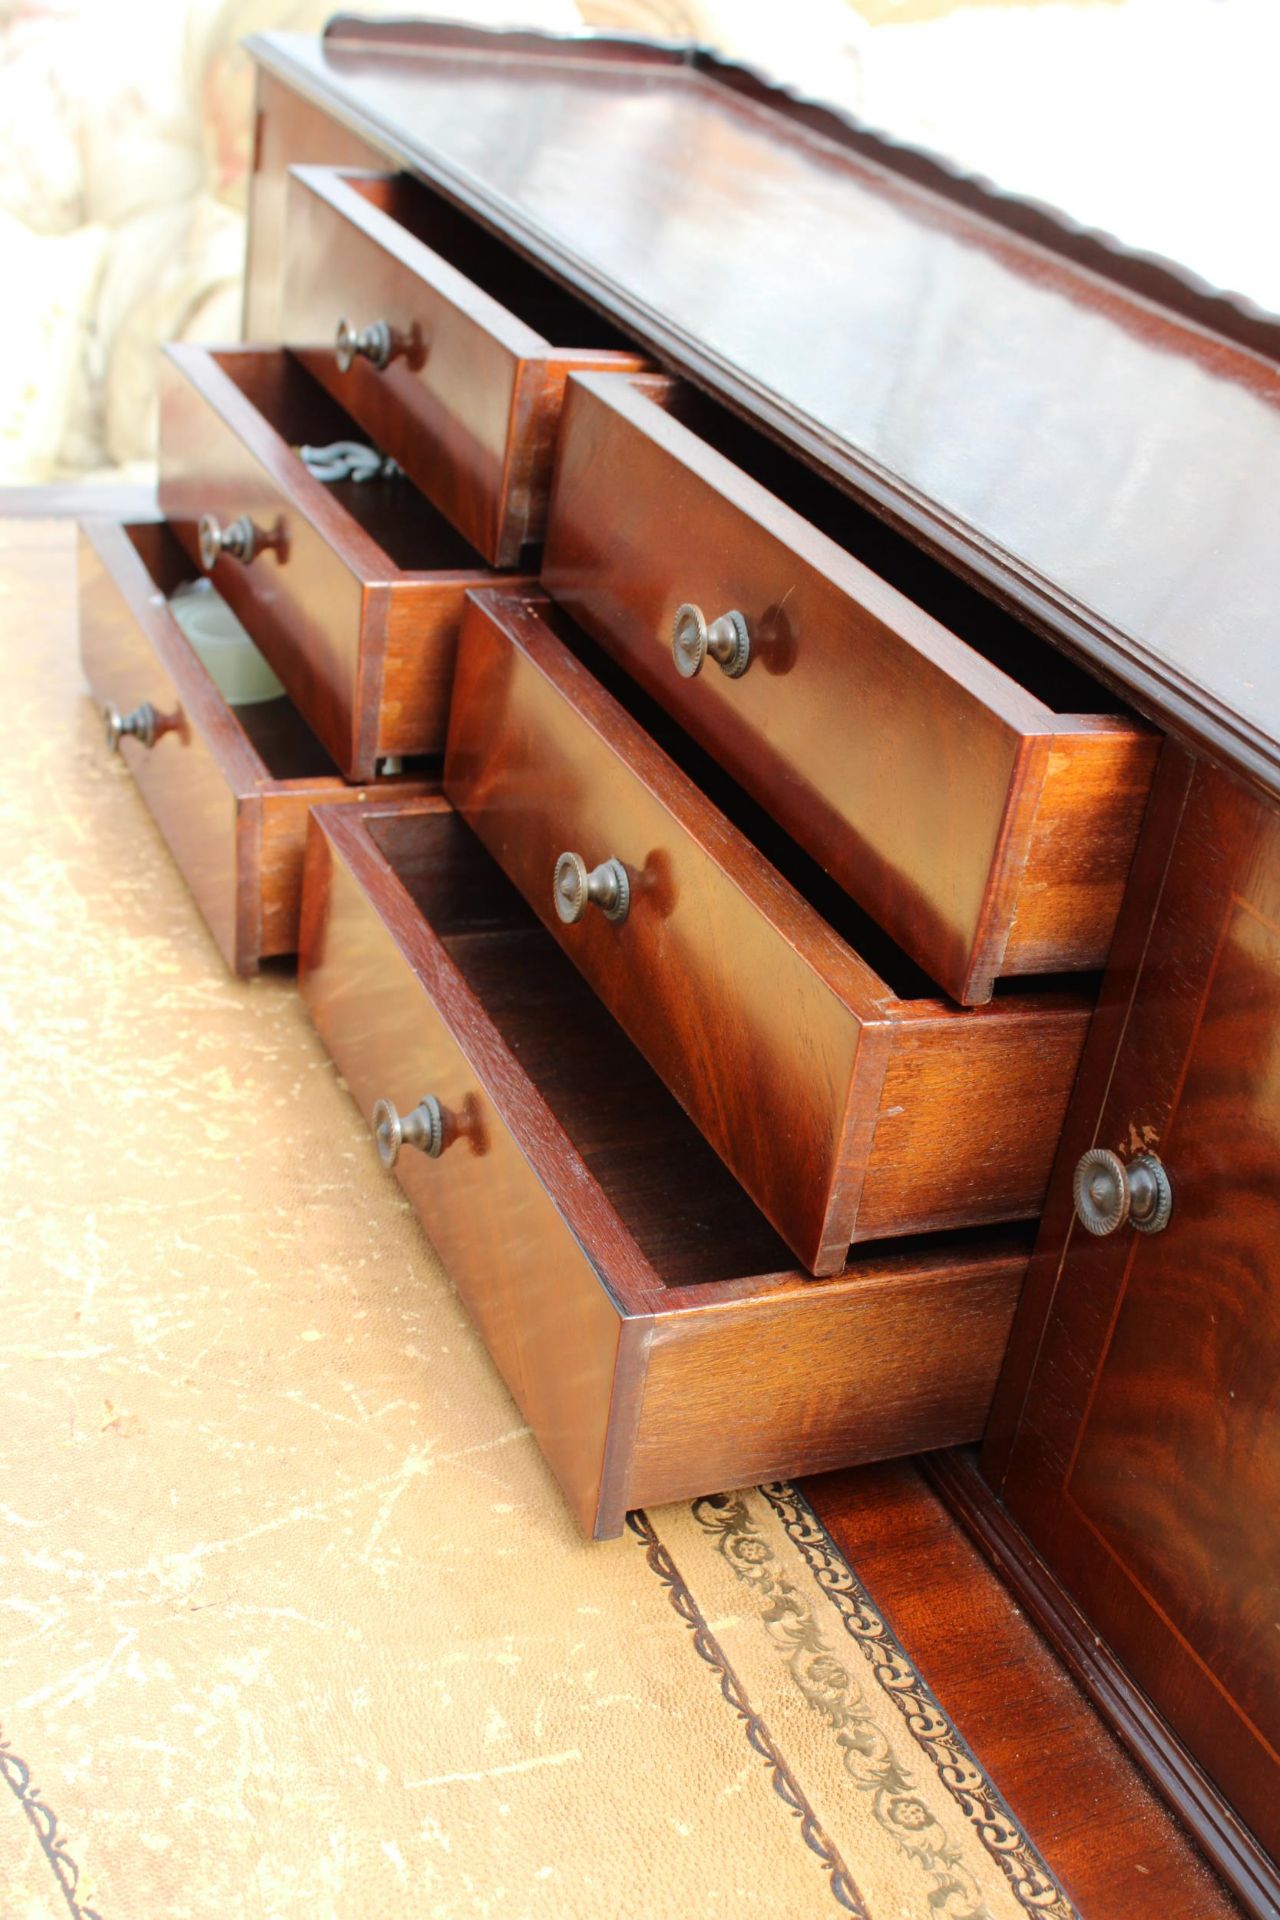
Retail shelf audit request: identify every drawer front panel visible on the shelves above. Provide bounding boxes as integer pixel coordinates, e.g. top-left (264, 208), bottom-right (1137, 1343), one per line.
top-left (298, 810), bottom-right (625, 1534)
top-left (445, 596), bottom-right (874, 1273)
top-left (283, 168), bottom-right (534, 566)
top-left (542, 374), bottom-right (1156, 1005)
top-left (282, 168), bottom-right (647, 565)
top-left (158, 348), bottom-right (374, 775)
top-left (79, 525), bottom-right (250, 971)
top-left (157, 345), bottom-right (524, 781)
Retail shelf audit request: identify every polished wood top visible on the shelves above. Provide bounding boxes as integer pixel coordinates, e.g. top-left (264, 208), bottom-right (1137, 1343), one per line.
top-left (252, 21), bottom-right (1280, 798)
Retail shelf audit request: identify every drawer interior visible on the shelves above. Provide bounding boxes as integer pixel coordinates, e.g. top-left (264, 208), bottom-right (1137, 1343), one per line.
top-left (367, 806), bottom-right (792, 1286)
top-left (349, 172), bottom-right (633, 351)
top-left (632, 378), bottom-right (1129, 718)
top-left (126, 521), bottom-right (341, 783)
top-left (368, 805), bottom-right (1018, 1289)
top-left (205, 349), bottom-right (488, 572)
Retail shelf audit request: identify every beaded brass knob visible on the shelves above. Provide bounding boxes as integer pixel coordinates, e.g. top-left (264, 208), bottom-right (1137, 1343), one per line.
top-left (672, 603), bottom-right (751, 680)
top-left (553, 851), bottom-right (630, 925)
top-left (1073, 1147), bottom-right (1172, 1237)
top-left (103, 700), bottom-right (161, 754)
top-left (372, 1095), bottom-right (446, 1170)
top-left (335, 318), bottom-right (394, 373)
top-left (198, 513), bottom-right (259, 572)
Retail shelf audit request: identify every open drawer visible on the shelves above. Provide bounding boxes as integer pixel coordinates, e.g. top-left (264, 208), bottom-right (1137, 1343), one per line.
top-left (78, 519), bottom-right (432, 975)
top-left (157, 344), bottom-right (533, 782)
top-left (541, 373), bottom-right (1161, 1006)
top-left (280, 166), bottom-right (649, 565)
top-left (298, 795), bottom-right (1030, 1539)
top-left (445, 590), bottom-right (1094, 1275)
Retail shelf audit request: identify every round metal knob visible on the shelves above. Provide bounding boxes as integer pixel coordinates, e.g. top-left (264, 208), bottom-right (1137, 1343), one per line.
top-left (672, 603), bottom-right (751, 680)
top-left (553, 851), bottom-right (630, 925)
top-left (335, 318), bottom-right (394, 373)
top-left (1073, 1147), bottom-right (1172, 1237)
top-left (103, 700), bottom-right (160, 754)
top-left (372, 1095), bottom-right (446, 1170)
top-left (198, 513), bottom-right (259, 572)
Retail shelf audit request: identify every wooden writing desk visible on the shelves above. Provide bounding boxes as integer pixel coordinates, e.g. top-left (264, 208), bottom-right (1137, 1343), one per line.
top-left (76, 21), bottom-right (1280, 1911)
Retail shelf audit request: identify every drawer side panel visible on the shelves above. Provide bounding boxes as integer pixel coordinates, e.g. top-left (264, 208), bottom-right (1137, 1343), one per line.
top-left (1002, 725), bottom-right (1162, 978)
top-left (298, 812), bottom-right (625, 1536)
top-left (78, 524), bottom-right (253, 973)
top-left (444, 596), bottom-right (877, 1274)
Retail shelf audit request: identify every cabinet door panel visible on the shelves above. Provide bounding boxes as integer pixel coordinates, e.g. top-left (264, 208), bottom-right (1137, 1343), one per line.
top-left (996, 757), bottom-right (1280, 1863)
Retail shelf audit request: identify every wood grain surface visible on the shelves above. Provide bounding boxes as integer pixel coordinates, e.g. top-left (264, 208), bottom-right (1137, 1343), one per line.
top-left (986, 751), bottom-right (1280, 1893)
top-left (543, 372), bottom-right (1157, 1004)
top-left (298, 796), bottom-right (1030, 1536)
top-left (249, 24), bottom-right (1280, 805)
top-left (805, 1458), bottom-right (1247, 1920)
top-left (282, 167), bottom-right (647, 565)
top-left (244, 68), bottom-right (389, 340)
top-left (444, 590), bottom-right (1093, 1273)
top-left (157, 344), bottom-right (515, 781)
top-left (77, 518), bottom-right (432, 973)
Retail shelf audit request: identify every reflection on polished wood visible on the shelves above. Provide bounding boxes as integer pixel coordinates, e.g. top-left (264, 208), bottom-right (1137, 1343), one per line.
top-left (252, 24), bottom-right (1280, 798)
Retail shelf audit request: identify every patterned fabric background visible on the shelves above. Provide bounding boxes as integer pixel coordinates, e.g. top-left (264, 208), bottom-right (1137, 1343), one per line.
top-left (1, 0), bottom-right (1274, 483)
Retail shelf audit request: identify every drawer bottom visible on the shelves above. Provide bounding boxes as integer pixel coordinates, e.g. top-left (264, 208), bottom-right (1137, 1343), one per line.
top-left (299, 797), bottom-right (1029, 1537)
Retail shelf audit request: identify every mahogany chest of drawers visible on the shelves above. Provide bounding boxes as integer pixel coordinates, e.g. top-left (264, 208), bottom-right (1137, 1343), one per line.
top-left (77, 19), bottom-right (1280, 1911)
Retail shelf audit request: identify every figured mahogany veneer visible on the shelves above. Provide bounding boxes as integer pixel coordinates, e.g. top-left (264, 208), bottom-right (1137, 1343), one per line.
top-left (280, 167), bottom-right (648, 566)
top-left (543, 373), bottom-right (1159, 1006)
top-left (77, 519), bottom-right (432, 975)
top-left (443, 590), bottom-right (1094, 1276)
top-left (298, 795), bottom-right (1031, 1538)
top-left (982, 750), bottom-right (1280, 1891)
top-left (157, 344), bottom-right (532, 782)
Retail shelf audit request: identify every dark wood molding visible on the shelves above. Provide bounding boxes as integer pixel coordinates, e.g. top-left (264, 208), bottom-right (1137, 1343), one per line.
top-left (925, 1449), bottom-right (1280, 1920)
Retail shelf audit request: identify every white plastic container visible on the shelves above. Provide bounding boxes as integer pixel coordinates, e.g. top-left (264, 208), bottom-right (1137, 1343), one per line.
top-left (169, 580), bottom-right (285, 706)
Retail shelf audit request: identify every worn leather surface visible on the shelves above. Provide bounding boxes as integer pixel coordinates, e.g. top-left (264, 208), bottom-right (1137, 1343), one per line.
top-left (0, 523), bottom-right (1069, 1920)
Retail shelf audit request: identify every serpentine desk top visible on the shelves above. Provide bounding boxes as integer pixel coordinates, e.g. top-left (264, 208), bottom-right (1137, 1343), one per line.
top-left (252, 18), bottom-right (1280, 804)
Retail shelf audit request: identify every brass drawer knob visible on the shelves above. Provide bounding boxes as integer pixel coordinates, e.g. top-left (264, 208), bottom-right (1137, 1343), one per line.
top-left (372, 1094), bottom-right (447, 1169)
top-left (198, 513), bottom-right (260, 572)
top-left (335, 317), bottom-right (395, 373)
top-left (554, 851), bottom-right (630, 925)
top-left (103, 700), bottom-right (162, 754)
top-left (1073, 1147), bottom-right (1172, 1237)
top-left (672, 602), bottom-right (751, 680)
